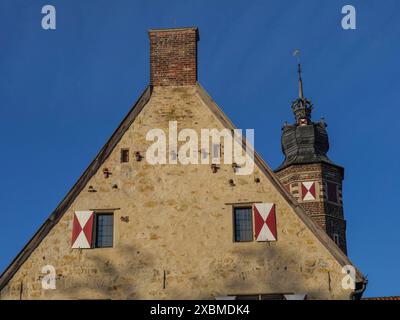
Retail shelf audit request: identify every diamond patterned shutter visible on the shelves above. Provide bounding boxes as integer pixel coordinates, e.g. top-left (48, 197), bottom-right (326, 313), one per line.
top-left (71, 211), bottom-right (94, 249)
top-left (253, 203), bottom-right (277, 241)
top-left (301, 181), bottom-right (316, 201)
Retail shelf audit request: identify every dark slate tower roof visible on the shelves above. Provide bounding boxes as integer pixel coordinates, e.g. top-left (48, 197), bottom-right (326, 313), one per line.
top-left (276, 64), bottom-right (340, 172)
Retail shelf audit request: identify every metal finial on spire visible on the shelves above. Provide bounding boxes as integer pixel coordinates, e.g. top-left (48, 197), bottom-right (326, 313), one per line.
top-left (293, 50), bottom-right (304, 99)
top-left (298, 63), bottom-right (304, 99)
top-left (291, 49), bottom-right (313, 125)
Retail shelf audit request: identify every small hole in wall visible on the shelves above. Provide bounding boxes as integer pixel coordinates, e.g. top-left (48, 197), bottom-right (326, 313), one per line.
top-left (135, 151), bottom-right (143, 161)
top-left (120, 216), bottom-right (129, 223)
top-left (103, 168), bottom-right (111, 178)
top-left (211, 164), bottom-right (219, 173)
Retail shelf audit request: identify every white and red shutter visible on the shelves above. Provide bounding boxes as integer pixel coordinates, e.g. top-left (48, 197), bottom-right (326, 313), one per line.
top-left (301, 181), bottom-right (316, 201)
top-left (71, 211), bottom-right (94, 249)
top-left (253, 203), bottom-right (277, 242)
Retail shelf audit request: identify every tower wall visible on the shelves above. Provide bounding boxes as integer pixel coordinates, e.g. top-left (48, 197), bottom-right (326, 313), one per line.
top-left (276, 163), bottom-right (347, 254)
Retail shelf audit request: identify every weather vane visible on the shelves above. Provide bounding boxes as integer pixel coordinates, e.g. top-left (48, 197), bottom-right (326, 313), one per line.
top-left (293, 49), bottom-right (301, 62)
top-left (293, 49), bottom-right (302, 78)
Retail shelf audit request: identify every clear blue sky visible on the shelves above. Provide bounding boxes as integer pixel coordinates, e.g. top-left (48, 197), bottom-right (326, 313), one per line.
top-left (0, 0), bottom-right (399, 297)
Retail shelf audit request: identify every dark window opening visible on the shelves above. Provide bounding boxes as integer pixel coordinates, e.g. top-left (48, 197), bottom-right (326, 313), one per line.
top-left (234, 207), bottom-right (253, 242)
top-left (327, 182), bottom-right (338, 203)
top-left (94, 213), bottom-right (114, 248)
top-left (333, 233), bottom-right (340, 246)
top-left (121, 149), bottom-right (129, 163)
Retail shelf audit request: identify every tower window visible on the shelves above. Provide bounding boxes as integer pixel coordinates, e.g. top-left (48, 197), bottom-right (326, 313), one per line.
top-left (121, 149), bottom-right (129, 163)
top-left (326, 182), bottom-right (338, 203)
top-left (234, 207), bottom-right (253, 242)
top-left (94, 213), bottom-right (114, 248)
top-left (333, 233), bottom-right (340, 246)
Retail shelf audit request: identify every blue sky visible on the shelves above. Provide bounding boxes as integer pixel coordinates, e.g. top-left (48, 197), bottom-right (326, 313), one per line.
top-left (0, 0), bottom-right (399, 297)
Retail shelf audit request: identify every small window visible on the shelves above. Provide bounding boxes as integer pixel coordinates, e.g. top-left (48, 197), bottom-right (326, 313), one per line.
top-left (94, 213), bottom-right (114, 248)
top-left (212, 144), bottom-right (220, 161)
top-left (121, 149), bottom-right (129, 163)
top-left (170, 150), bottom-right (177, 161)
top-left (234, 207), bottom-right (253, 242)
top-left (201, 148), bottom-right (208, 160)
top-left (333, 233), bottom-right (340, 246)
top-left (327, 182), bottom-right (338, 203)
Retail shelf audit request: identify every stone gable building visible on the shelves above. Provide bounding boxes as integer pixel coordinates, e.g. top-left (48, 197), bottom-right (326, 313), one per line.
top-left (0, 27), bottom-right (366, 300)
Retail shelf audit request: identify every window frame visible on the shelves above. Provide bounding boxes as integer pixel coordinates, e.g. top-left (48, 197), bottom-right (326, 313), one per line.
top-left (92, 212), bottom-right (114, 248)
top-left (232, 206), bottom-right (254, 243)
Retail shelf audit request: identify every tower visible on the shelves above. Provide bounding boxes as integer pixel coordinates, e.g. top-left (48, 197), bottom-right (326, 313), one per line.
top-left (275, 64), bottom-right (347, 254)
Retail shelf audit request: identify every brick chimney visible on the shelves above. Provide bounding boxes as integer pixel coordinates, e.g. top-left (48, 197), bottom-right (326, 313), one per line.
top-left (148, 27), bottom-right (199, 86)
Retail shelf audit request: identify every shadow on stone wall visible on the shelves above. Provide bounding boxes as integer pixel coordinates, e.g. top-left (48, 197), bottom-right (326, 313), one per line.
top-left (43, 241), bottom-right (330, 299)
top-left (53, 243), bottom-right (156, 299)
top-left (216, 244), bottom-right (330, 299)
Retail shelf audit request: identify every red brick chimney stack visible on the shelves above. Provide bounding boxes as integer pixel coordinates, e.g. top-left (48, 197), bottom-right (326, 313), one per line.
top-left (148, 27), bottom-right (199, 86)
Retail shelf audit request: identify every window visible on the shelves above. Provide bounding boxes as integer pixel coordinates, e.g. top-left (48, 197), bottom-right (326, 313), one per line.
top-left (326, 182), bottom-right (338, 203)
top-left (121, 149), bottom-right (129, 163)
top-left (94, 213), bottom-right (114, 248)
top-left (170, 150), bottom-right (177, 161)
top-left (201, 148), bottom-right (208, 160)
top-left (333, 233), bottom-right (340, 246)
top-left (234, 207), bottom-right (253, 242)
top-left (212, 143), bottom-right (220, 162)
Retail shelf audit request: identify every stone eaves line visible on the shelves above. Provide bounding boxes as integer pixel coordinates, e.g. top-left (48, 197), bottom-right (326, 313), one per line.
top-left (194, 82), bottom-right (365, 284)
top-left (0, 86), bottom-right (152, 291)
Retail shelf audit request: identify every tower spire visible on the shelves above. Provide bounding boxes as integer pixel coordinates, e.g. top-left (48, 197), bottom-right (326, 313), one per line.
top-left (291, 59), bottom-right (313, 125)
top-left (298, 63), bottom-right (304, 99)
